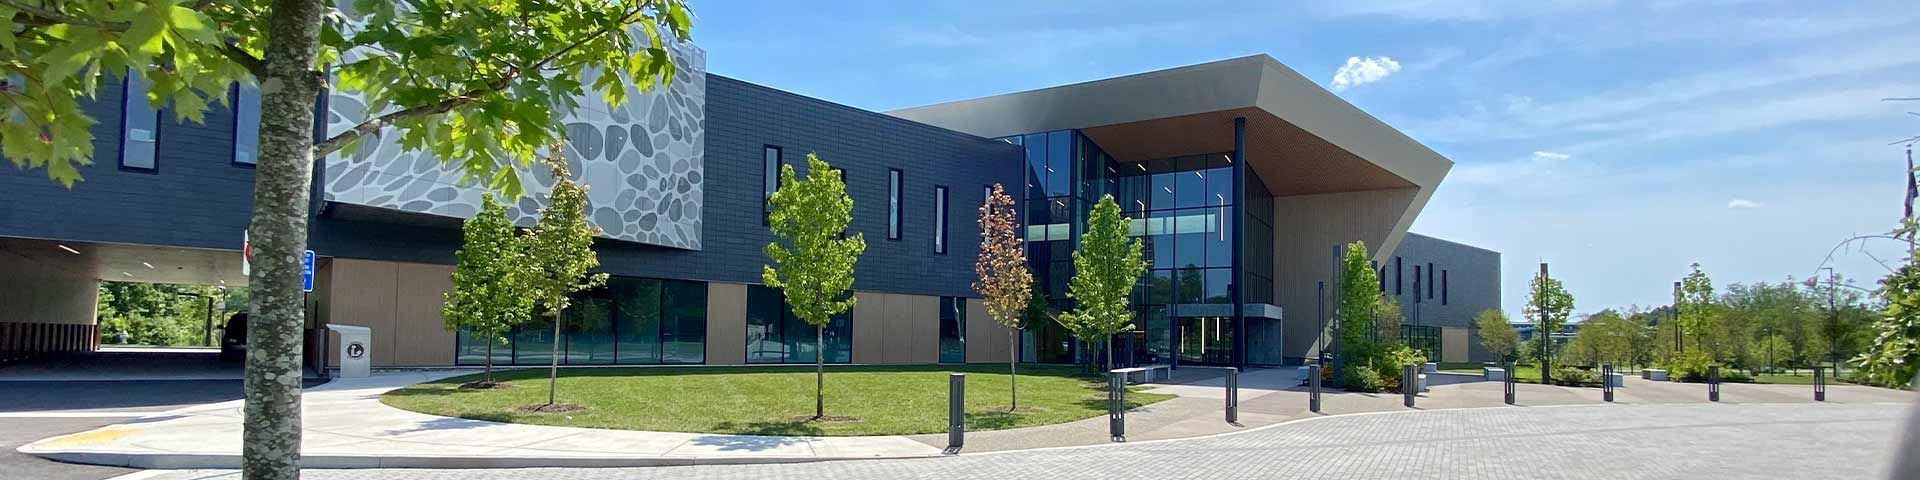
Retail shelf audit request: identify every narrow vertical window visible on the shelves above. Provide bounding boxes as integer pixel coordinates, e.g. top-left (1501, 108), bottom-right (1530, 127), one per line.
top-left (232, 83), bottom-right (260, 166)
top-left (1413, 265), bottom-right (1422, 303)
top-left (1442, 270), bottom-right (1449, 305)
top-left (762, 146), bottom-right (782, 224)
top-left (887, 169), bottom-right (903, 240)
top-left (120, 70), bottom-right (159, 172)
top-left (1394, 257), bottom-right (1403, 295)
top-left (933, 185), bottom-right (949, 254)
top-left (1427, 262), bottom-right (1435, 299)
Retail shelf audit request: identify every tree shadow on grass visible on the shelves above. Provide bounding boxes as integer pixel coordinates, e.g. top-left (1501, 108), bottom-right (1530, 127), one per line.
top-left (707, 420), bottom-right (828, 436)
top-left (963, 410), bottom-right (1024, 430)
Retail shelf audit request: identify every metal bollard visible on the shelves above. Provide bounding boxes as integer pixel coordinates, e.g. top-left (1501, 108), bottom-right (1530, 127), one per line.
top-left (1109, 370), bottom-right (1126, 441)
top-left (947, 373), bottom-right (964, 452)
top-left (1603, 364), bottom-right (1615, 402)
top-left (1309, 364), bottom-right (1323, 413)
top-left (1504, 362), bottom-right (1516, 405)
top-left (1225, 367), bottom-right (1239, 424)
top-left (1814, 366), bottom-right (1826, 402)
top-left (1708, 366), bottom-right (1721, 402)
top-left (1403, 364), bottom-right (1417, 408)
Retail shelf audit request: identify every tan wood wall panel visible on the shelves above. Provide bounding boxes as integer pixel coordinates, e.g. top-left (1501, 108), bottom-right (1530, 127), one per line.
top-left (851, 292), bottom-right (888, 363)
top-left (896, 294), bottom-right (940, 364)
top-left (391, 263), bottom-right (456, 366)
top-left (963, 298), bottom-right (1014, 364)
top-left (1271, 188), bottom-right (1418, 362)
top-left (324, 258), bottom-right (399, 367)
top-left (1441, 327), bottom-right (1469, 363)
top-left (706, 282), bottom-right (747, 365)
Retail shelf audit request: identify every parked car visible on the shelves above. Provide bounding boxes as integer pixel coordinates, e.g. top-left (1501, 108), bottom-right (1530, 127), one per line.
top-left (220, 313), bottom-right (248, 361)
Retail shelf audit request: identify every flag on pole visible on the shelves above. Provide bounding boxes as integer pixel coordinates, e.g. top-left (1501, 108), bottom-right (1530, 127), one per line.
top-left (1906, 143), bottom-right (1916, 219)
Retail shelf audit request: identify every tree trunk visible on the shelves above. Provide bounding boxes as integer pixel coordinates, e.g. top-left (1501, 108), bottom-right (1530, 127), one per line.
top-left (1008, 330), bottom-right (1018, 412)
top-left (241, 0), bottom-right (326, 477)
top-left (485, 341), bottom-right (494, 384)
top-left (815, 325), bottom-right (824, 419)
top-left (548, 312), bottom-right (561, 405)
top-left (1105, 336), bottom-right (1114, 372)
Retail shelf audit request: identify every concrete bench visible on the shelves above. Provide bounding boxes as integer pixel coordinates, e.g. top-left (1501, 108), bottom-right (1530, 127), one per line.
top-left (1643, 369), bottom-right (1669, 381)
top-left (1606, 372), bottom-right (1625, 388)
top-left (1111, 365), bottom-right (1172, 385)
top-left (1484, 367), bottom-right (1507, 381)
top-left (1423, 362), bottom-right (1438, 374)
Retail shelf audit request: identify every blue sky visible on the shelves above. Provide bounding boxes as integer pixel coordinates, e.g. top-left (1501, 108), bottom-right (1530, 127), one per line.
top-left (689, 0), bottom-right (1920, 316)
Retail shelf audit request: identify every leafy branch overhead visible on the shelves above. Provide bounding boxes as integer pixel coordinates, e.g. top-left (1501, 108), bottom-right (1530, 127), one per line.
top-left (1, 0), bottom-right (692, 195)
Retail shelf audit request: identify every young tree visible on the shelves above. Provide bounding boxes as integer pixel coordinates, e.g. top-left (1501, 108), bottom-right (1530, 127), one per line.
top-left (1057, 195), bottom-right (1145, 372)
top-left (3, 1), bottom-right (691, 476)
top-left (525, 147), bottom-right (609, 408)
top-left (441, 195), bottom-right (534, 387)
top-left (973, 183), bottom-right (1033, 410)
top-left (1524, 267), bottom-right (1574, 384)
top-left (763, 153), bottom-right (866, 420)
top-left (1474, 309), bottom-right (1519, 363)
top-left (1678, 263), bottom-right (1721, 360)
top-left (1333, 241), bottom-right (1381, 387)
top-left (1855, 258), bottom-right (1920, 388)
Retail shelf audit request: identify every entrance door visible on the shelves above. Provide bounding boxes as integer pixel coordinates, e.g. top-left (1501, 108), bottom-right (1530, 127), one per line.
top-left (1176, 316), bottom-right (1234, 365)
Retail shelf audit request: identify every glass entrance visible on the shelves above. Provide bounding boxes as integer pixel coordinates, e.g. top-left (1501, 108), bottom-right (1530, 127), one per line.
top-left (1177, 315), bottom-right (1235, 365)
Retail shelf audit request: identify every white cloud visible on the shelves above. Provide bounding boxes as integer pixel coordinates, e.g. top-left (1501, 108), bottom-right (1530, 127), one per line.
top-left (1330, 56), bottom-right (1402, 92)
top-left (1531, 150), bottom-right (1571, 161)
top-left (1727, 199), bottom-right (1763, 209)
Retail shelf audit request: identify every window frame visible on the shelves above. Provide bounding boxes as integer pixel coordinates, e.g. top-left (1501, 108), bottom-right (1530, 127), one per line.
top-left (762, 145), bottom-right (783, 225)
top-left (229, 82), bottom-right (260, 168)
top-left (1442, 269), bottom-right (1450, 305)
top-left (118, 69), bottom-right (161, 174)
top-left (887, 168), bottom-right (904, 240)
top-left (933, 185), bottom-right (950, 254)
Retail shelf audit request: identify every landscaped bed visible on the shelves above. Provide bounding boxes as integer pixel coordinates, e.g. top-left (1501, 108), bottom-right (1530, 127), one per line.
top-left (380, 364), bottom-right (1173, 436)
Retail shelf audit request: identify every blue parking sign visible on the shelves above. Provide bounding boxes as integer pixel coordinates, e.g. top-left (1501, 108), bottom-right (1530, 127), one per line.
top-left (302, 250), bottom-right (315, 292)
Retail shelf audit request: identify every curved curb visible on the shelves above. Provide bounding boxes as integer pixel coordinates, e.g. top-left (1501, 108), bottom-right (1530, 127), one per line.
top-left (22, 449), bottom-right (939, 470)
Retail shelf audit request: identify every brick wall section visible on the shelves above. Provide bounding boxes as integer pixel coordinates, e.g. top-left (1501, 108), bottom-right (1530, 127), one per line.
top-left (311, 74), bottom-right (1024, 299)
top-left (0, 74), bottom-right (257, 250)
top-left (1382, 233), bottom-right (1502, 362)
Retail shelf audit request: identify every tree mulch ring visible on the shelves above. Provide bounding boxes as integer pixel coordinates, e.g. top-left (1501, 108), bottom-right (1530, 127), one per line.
top-left (516, 403), bottom-right (586, 414)
top-left (788, 415), bottom-right (861, 423)
top-left (457, 381), bottom-right (511, 390)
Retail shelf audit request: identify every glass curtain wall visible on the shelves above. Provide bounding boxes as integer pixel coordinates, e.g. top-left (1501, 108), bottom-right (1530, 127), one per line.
top-left (1003, 131), bottom-right (1083, 364)
top-left (939, 296), bottom-right (966, 363)
top-left (1113, 153), bottom-right (1235, 365)
top-left (456, 276), bottom-right (707, 366)
top-left (744, 285), bottom-right (853, 364)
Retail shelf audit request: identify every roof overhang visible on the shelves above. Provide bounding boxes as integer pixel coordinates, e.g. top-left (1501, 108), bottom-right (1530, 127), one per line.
top-left (887, 54), bottom-right (1453, 254)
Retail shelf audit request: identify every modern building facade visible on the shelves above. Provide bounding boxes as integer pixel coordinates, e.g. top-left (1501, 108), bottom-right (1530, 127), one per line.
top-left (1, 46), bottom-right (1499, 370)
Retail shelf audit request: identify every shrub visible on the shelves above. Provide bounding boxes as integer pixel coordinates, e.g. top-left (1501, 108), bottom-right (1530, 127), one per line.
top-left (1549, 366), bottom-right (1598, 387)
top-left (1337, 366), bottom-right (1382, 393)
top-left (1388, 344), bottom-right (1428, 368)
top-left (1665, 352), bottom-right (1718, 383)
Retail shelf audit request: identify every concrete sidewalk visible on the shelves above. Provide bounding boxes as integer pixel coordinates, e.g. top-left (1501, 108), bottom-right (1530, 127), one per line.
top-left (19, 370), bottom-right (944, 469)
top-left (21, 367), bottom-right (1913, 469)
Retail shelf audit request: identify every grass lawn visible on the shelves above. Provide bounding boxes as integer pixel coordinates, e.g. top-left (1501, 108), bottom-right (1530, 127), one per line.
top-left (381, 364), bottom-right (1173, 436)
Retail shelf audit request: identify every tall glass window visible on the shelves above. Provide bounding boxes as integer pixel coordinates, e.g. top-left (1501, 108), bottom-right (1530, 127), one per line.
top-left (763, 146), bottom-right (782, 224)
top-left (455, 277), bottom-right (706, 366)
top-left (120, 70), bottom-right (159, 172)
top-left (939, 297), bottom-right (966, 363)
top-left (933, 186), bottom-right (949, 254)
top-left (746, 285), bottom-right (853, 364)
top-left (888, 169), bottom-right (903, 240)
top-left (231, 83), bottom-right (260, 166)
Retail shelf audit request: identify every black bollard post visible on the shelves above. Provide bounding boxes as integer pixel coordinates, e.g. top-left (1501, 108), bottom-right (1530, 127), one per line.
top-left (1403, 364), bottom-right (1417, 408)
top-left (1504, 362), bottom-right (1516, 405)
top-left (1225, 367), bottom-right (1239, 424)
top-left (947, 373), bottom-right (964, 452)
top-left (1814, 366), bottom-right (1826, 402)
top-left (1603, 364), bottom-right (1615, 403)
top-left (1109, 370), bottom-right (1126, 441)
top-left (1309, 364), bottom-right (1323, 413)
top-left (1708, 366), bottom-right (1721, 402)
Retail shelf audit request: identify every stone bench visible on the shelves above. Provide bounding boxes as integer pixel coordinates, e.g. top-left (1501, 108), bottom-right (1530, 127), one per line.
top-left (1423, 362), bottom-right (1438, 374)
top-left (1111, 365), bottom-right (1172, 385)
top-left (1484, 367), bottom-right (1507, 381)
top-left (1606, 372), bottom-right (1625, 388)
top-left (1643, 369), bottom-right (1669, 381)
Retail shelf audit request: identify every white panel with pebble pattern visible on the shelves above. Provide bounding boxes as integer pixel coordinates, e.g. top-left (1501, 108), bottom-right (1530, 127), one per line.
top-left (321, 34), bottom-right (706, 250)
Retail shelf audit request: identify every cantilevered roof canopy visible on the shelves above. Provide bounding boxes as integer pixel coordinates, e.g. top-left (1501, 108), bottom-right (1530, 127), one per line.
top-left (887, 54), bottom-right (1454, 257)
top-left (886, 54), bottom-right (1451, 197)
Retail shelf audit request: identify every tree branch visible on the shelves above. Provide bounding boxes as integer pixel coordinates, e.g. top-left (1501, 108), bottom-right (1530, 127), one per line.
top-left (0, 0), bottom-right (126, 30)
top-left (218, 43), bottom-right (267, 78)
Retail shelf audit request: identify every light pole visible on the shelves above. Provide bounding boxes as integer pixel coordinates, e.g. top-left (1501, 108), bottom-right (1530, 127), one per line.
top-left (1820, 267), bottom-right (1838, 372)
top-left (1672, 281), bottom-right (1683, 357)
